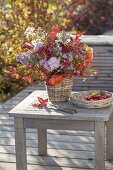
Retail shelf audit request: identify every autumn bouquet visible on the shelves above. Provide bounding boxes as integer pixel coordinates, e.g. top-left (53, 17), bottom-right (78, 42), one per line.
top-left (4, 26), bottom-right (97, 102)
top-left (16, 26), bottom-right (96, 84)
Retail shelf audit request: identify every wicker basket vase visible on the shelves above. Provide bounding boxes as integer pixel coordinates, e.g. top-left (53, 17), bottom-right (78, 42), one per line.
top-left (46, 78), bottom-right (73, 102)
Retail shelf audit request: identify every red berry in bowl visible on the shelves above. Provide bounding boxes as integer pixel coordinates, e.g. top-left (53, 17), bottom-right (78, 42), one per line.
top-left (85, 91), bottom-right (111, 101)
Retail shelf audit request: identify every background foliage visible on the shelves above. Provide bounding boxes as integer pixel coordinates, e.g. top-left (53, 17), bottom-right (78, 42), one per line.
top-left (0, 0), bottom-right (113, 101)
top-left (66, 0), bottom-right (113, 34)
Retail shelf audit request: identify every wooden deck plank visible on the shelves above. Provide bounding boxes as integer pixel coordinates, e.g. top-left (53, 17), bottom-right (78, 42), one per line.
top-left (0, 162), bottom-right (85, 170)
top-left (0, 124), bottom-right (94, 136)
top-left (0, 152), bottom-right (112, 169)
top-left (0, 131), bottom-right (94, 143)
top-left (0, 139), bottom-right (94, 151)
top-left (0, 145), bottom-right (95, 160)
top-left (0, 162), bottom-right (94, 170)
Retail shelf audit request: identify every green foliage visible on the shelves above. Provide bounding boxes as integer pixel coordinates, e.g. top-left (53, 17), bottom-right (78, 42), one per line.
top-left (0, 0), bottom-right (70, 101)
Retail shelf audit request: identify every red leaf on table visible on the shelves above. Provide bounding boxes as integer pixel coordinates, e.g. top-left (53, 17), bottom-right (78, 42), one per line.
top-left (32, 103), bottom-right (39, 107)
top-left (32, 97), bottom-right (48, 107)
top-left (38, 97), bottom-right (48, 106)
top-left (37, 103), bottom-right (46, 107)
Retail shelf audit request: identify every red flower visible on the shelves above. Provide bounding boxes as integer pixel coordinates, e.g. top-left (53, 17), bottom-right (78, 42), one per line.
top-left (61, 58), bottom-right (71, 67)
top-left (74, 70), bottom-right (80, 76)
top-left (22, 42), bottom-right (33, 50)
top-left (60, 44), bottom-right (70, 53)
top-left (46, 74), bottom-right (64, 86)
top-left (48, 27), bottom-right (60, 41)
top-left (48, 32), bottom-right (57, 41)
top-left (52, 27), bottom-right (60, 33)
top-left (85, 51), bottom-right (93, 64)
top-left (45, 46), bottom-right (51, 57)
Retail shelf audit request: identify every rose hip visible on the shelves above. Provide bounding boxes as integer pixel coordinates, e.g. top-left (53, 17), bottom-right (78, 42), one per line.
top-left (85, 92), bottom-right (110, 101)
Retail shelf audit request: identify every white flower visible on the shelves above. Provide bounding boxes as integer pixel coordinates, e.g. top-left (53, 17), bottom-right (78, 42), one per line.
top-left (56, 31), bottom-right (70, 44)
top-left (90, 48), bottom-right (94, 59)
top-left (31, 40), bottom-right (37, 46)
top-left (24, 26), bottom-right (35, 37)
top-left (62, 54), bottom-right (67, 58)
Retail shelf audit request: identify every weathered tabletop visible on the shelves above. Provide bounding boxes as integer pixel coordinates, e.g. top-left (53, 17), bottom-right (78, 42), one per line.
top-left (9, 90), bottom-right (113, 121)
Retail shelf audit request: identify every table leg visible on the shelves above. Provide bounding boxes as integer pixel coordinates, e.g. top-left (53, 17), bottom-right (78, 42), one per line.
top-left (95, 121), bottom-right (105, 170)
top-left (14, 117), bottom-right (27, 170)
top-left (106, 111), bottom-right (113, 160)
top-left (38, 129), bottom-right (47, 155)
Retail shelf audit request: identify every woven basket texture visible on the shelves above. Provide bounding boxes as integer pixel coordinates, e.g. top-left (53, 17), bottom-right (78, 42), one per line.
top-left (70, 90), bottom-right (113, 108)
top-left (47, 78), bottom-right (73, 102)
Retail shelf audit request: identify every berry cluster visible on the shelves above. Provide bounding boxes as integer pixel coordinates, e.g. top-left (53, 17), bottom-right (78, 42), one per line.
top-left (85, 92), bottom-right (110, 101)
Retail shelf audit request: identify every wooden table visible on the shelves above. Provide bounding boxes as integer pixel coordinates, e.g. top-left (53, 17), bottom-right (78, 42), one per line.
top-left (9, 90), bottom-right (113, 170)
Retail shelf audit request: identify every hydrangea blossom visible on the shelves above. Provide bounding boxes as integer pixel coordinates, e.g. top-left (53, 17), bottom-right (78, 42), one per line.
top-left (48, 57), bottom-right (60, 71)
top-left (17, 53), bottom-right (29, 64)
top-left (34, 41), bottom-right (44, 52)
top-left (17, 52), bottom-right (35, 65)
top-left (40, 59), bottom-right (50, 71)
